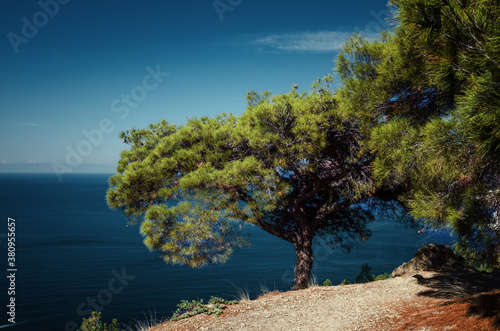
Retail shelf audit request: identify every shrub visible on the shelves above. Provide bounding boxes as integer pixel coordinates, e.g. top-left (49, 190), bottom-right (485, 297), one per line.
top-left (374, 273), bottom-right (390, 281)
top-left (79, 311), bottom-right (120, 331)
top-left (170, 296), bottom-right (238, 321)
top-left (209, 296), bottom-right (238, 305)
top-left (355, 263), bottom-right (375, 283)
top-left (340, 279), bottom-right (351, 285)
top-left (322, 279), bottom-right (333, 286)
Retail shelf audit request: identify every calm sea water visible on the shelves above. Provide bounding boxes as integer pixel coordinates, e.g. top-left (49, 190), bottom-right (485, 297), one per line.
top-left (0, 173), bottom-right (453, 331)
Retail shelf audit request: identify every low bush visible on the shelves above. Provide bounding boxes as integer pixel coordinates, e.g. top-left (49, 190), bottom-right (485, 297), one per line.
top-left (170, 296), bottom-right (238, 321)
top-left (374, 273), bottom-right (390, 281)
top-left (340, 279), bottom-right (351, 285)
top-left (355, 263), bottom-right (375, 283)
top-left (78, 311), bottom-right (120, 331)
top-left (322, 279), bottom-right (333, 286)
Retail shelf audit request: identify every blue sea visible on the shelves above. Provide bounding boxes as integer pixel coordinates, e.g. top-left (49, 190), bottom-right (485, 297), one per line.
top-left (0, 173), bottom-right (454, 331)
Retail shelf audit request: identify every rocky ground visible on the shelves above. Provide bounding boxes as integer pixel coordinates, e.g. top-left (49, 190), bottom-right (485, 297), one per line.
top-left (148, 245), bottom-right (500, 331)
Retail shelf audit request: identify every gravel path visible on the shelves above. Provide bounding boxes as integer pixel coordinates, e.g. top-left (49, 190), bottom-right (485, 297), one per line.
top-left (149, 275), bottom-right (433, 331)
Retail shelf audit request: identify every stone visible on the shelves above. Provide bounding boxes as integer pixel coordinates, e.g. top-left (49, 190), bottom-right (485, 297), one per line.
top-left (392, 244), bottom-right (466, 277)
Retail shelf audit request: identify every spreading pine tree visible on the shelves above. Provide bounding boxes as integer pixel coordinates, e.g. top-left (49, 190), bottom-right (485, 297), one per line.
top-left (107, 78), bottom-right (378, 290)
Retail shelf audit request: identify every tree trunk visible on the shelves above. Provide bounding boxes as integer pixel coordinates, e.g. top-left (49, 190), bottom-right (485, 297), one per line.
top-left (291, 239), bottom-right (314, 290)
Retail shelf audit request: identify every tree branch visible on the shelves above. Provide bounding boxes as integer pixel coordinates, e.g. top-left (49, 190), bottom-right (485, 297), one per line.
top-left (235, 188), bottom-right (295, 242)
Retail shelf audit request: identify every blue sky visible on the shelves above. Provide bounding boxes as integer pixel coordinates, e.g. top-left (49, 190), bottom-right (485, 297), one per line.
top-left (0, 0), bottom-right (392, 176)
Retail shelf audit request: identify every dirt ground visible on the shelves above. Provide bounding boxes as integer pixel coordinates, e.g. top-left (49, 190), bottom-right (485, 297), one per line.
top-left (148, 270), bottom-right (500, 331)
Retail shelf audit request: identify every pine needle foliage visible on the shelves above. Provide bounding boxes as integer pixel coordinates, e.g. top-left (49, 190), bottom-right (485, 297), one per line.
top-left (107, 77), bottom-right (378, 290)
top-left (336, 0), bottom-right (500, 269)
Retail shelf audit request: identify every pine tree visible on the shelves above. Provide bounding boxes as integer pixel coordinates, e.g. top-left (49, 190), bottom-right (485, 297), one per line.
top-left (107, 77), bottom-right (377, 289)
top-left (336, 0), bottom-right (500, 269)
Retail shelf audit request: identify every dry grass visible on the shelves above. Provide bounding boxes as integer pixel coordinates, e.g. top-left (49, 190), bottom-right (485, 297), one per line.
top-left (123, 309), bottom-right (167, 331)
top-left (308, 274), bottom-right (320, 288)
top-left (230, 283), bottom-right (250, 302)
top-left (392, 290), bottom-right (500, 331)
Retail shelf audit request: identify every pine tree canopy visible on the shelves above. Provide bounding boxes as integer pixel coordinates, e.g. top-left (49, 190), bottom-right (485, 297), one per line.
top-left (107, 77), bottom-right (378, 289)
top-left (336, 0), bottom-right (500, 270)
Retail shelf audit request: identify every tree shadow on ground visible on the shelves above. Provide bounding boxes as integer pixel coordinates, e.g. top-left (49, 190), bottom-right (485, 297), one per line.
top-left (465, 291), bottom-right (500, 329)
top-left (415, 270), bottom-right (500, 329)
top-left (414, 269), bottom-right (500, 299)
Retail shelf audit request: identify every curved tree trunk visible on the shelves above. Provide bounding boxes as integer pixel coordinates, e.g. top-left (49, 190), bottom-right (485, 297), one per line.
top-left (291, 238), bottom-right (314, 290)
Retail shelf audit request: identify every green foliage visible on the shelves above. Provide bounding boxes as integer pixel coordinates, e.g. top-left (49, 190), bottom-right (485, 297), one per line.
top-left (337, 0), bottom-right (500, 270)
top-left (78, 312), bottom-right (119, 331)
top-left (170, 297), bottom-right (238, 321)
top-left (374, 273), bottom-right (390, 281)
top-left (170, 299), bottom-right (207, 321)
top-left (354, 263), bottom-right (375, 283)
top-left (208, 296), bottom-right (239, 305)
top-left (340, 279), bottom-right (351, 285)
top-left (338, 264), bottom-right (390, 284)
top-left (107, 75), bottom-right (378, 290)
top-left (322, 279), bottom-right (333, 287)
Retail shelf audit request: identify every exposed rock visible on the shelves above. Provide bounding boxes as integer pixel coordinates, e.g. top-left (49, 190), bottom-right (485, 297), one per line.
top-left (392, 244), bottom-right (466, 277)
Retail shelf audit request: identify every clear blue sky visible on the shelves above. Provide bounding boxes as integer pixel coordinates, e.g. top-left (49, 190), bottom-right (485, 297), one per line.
top-left (0, 0), bottom-right (392, 175)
